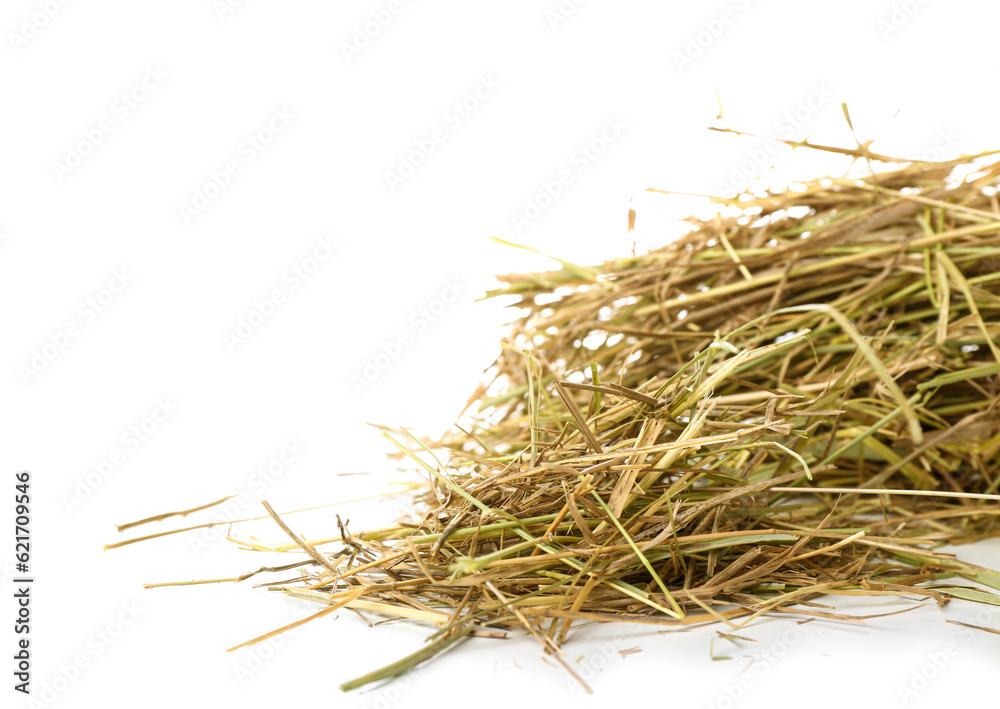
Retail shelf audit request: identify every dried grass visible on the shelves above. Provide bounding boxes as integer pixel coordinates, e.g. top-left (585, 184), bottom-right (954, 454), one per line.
top-left (111, 141), bottom-right (1000, 693)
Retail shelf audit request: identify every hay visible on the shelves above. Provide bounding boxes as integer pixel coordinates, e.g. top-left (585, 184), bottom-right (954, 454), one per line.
top-left (111, 142), bottom-right (1000, 693)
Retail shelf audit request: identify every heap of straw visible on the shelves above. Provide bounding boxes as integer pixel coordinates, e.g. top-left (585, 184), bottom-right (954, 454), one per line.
top-left (114, 143), bottom-right (1000, 693)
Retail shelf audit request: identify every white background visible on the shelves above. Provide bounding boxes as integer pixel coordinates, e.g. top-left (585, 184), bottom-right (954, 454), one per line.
top-left (2, 1), bottom-right (999, 708)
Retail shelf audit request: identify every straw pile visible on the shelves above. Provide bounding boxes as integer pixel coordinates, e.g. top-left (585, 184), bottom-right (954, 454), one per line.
top-left (114, 143), bottom-right (1000, 692)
